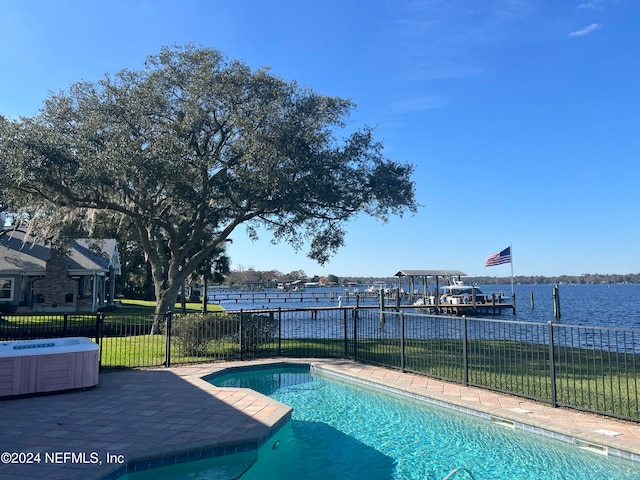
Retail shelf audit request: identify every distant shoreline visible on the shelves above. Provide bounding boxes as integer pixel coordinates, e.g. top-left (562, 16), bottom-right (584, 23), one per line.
top-left (219, 273), bottom-right (640, 290)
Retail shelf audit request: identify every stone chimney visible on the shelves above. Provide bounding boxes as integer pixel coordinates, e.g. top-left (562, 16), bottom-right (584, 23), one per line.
top-left (32, 249), bottom-right (79, 309)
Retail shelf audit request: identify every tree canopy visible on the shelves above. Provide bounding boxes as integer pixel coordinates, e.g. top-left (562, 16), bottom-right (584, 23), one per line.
top-left (0, 45), bottom-right (417, 329)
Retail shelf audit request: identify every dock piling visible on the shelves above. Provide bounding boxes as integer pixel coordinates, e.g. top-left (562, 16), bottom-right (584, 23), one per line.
top-left (530, 291), bottom-right (534, 310)
top-left (552, 285), bottom-right (561, 319)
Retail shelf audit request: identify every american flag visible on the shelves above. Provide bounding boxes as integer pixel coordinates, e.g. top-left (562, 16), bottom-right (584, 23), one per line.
top-left (485, 246), bottom-right (511, 267)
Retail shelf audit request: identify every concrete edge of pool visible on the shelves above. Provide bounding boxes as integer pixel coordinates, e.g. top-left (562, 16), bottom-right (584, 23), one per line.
top-left (1, 358), bottom-right (640, 480)
top-left (101, 363), bottom-right (298, 480)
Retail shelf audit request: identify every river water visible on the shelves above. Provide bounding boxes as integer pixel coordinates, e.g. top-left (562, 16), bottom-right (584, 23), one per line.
top-left (210, 283), bottom-right (640, 330)
top-left (504, 283), bottom-right (640, 328)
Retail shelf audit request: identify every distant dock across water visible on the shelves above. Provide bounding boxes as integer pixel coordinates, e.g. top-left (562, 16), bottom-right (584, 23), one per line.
top-left (208, 289), bottom-right (380, 305)
top-left (207, 288), bottom-right (515, 315)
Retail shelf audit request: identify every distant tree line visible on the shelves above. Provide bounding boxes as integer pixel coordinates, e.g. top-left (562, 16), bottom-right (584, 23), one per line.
top-left (470, 273), bottom-right (640, 285)
top-left (217, 271), bottom-right (640, 288)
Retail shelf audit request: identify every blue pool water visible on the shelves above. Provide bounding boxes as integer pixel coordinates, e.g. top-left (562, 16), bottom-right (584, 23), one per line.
top-left (205, 366), bottom-right (640, 480)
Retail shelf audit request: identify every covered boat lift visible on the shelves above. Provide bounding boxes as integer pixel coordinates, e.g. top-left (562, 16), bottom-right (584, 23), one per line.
top-left (393, 269), bottom-right (515, 315)
top-left (394, 269), bottom-right (466, 303)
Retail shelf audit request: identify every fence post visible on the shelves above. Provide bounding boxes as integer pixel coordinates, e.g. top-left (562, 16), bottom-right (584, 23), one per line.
top-left (96, 312), bottom-right (104, 369)
top-left (277, 307), bottom-right (282, 356)
top-left (353, 307), bottom-right (358, 361)
top-left (94, 313), bottom-right (103, 344)
top-left (165, 310), bottom-right (172, 368)
top-left (239, 309), bottom-right (244, 361)
top-left (345, 309), bottom-right (350, 357)
top-left (462, 316), bottom-right (468, 386)
top-left (63, 313), bottom-right (68, 337)
top-left (342, 308), bottom-right (348, 358)
top-left (548, 321), bottom-right (557, 408)
top-left (400, 311), bottom-right (405, 372)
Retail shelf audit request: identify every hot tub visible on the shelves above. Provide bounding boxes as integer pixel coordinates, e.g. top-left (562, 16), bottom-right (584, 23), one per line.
top-left (0, 337), bottom-right (99, 397)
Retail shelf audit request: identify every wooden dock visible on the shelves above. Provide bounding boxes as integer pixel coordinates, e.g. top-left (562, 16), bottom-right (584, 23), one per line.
top-left (404, 301), bottom-right (516, 316)
top-left (208, 290), bottom-right (515, 316)
top-left (208, 290), bottom-right (386, 305)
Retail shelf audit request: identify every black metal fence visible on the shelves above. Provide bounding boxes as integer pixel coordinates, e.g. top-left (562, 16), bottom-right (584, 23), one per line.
top-left (2, 307), bottom-right (639, 421)
top-left (0, 313), bottom-right (102, 340)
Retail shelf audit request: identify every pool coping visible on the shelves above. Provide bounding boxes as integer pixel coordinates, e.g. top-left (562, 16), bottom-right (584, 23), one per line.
top-left (103, 412), bottom-right (292, 480)
top-left (102, 363), bottom-right (298, 480)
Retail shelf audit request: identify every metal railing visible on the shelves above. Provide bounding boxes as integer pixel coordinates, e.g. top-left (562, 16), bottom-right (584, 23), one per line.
top-left (352, 309), bottom-right (640, 420)
top-left (2, 307), bottom-right (639, 421)
top-left (0, 313), bottom-right (102, 340)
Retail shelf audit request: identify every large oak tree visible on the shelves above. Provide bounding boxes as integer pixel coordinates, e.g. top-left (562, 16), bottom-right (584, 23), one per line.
top-left (0, 45), bottom-right (417, 330)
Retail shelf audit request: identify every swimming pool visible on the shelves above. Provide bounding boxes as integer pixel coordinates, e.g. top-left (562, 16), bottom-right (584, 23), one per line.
top-left (206, 369), bottom-right (640, 480)
top-left (123, 364), bottom-right (640, 479)
top-left (217, 366), bottom-right (640, 479)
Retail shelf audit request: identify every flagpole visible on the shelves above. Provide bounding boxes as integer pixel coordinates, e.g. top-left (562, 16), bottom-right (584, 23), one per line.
top-left (510, 243), bottom-right (514, 301)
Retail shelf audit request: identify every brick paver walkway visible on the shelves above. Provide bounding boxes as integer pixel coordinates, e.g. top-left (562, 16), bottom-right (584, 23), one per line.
top-left (1, 358), bottom-right (640, 479)
top-left (0, 364), bottom-right (290, 480)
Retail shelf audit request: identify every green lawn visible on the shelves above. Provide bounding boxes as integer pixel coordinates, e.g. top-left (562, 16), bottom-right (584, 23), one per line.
top-left (117, 299), bottom-right (225, 314)
top-left (99, 334), bottom-right (167, 367)
top-left (0, 299), bottom-right (226, 339)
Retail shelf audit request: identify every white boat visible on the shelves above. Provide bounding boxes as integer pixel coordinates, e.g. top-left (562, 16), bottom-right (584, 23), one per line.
top-left (365, 282), bottom-right (388, 294)
top-left (437, 280), bottom-right (489, 305)
top-left (413, 280), bottom-right (500, 306)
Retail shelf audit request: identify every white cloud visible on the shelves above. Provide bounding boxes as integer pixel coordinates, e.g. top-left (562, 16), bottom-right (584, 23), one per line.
top-left (381, 0), bottom-right (539, 81)
top-left (576, 0), bottom-right (614, 9)
top-left (569, 23), bottom-right (601, 36)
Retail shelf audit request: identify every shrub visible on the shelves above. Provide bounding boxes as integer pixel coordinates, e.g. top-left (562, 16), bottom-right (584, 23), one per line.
top-left (235, 312), bottom-right (278, 355)
top-left (170, 312), bottom-right (235, 356)
top-left (169, 311), bottom-right (278, 357)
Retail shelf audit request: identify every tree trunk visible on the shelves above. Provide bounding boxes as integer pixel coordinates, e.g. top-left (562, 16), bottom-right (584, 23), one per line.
top-left (152, 283), bottom-right (182, 334)
top-left (181, 281), bottom-right (186, 313)
top-left (202, 275), bottom-right (208, 313)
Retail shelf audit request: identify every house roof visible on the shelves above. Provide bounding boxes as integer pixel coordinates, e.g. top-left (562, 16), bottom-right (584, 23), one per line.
top-left (74, 238), bottom-right (120, 272)
top-left (0, 229), bottom-right (120, 275)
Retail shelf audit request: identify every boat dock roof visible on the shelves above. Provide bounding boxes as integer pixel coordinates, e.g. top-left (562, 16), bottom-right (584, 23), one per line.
top-left (394, 269), bottom-right (466, 278)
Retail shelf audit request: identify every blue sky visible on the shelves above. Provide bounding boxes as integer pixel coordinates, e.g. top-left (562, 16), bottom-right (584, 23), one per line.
top-left (2, 0), bottom-right (639, 278)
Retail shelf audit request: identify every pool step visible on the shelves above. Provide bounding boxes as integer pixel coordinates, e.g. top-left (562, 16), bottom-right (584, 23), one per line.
top-left (442, 466), bottom-right (477, 479)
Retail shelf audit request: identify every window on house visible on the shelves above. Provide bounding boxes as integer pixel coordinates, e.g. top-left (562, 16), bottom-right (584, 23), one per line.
top-left (82, 276), bottom-right (92, 295)
top-left (0, 278), bottom-right (14, 301)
